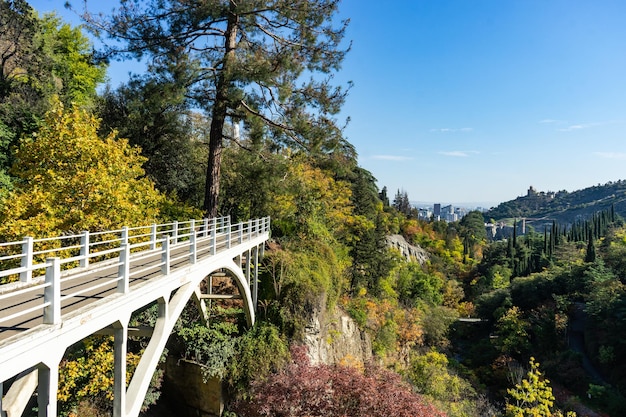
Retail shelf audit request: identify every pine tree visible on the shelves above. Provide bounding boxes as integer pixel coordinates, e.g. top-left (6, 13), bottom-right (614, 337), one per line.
top-left (379, 186), bottom-right (390, 207)
top-left (82, 0), bottom-right (351, 216)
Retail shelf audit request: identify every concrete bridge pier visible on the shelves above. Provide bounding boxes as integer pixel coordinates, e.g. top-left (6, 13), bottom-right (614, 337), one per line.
top-left (1, 352), bottom-right (64, 417)
top-left (37, 357), bottom-right (61, 417)
top-left (113, 315), bottom-right (131, 417)
top-left (124, 295), bottom-right (171, 417)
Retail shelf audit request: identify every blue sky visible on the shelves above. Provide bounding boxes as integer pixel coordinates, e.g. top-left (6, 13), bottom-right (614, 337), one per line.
top-left (31, 1), bottom-right (626, 207)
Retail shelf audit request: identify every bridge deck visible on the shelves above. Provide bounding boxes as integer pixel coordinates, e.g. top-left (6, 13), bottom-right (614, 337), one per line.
top-left (0, 217), bottom-right (268, 344)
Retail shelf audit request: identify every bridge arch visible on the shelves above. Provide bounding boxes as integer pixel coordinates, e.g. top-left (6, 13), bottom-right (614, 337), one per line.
top-left (123, 257), bottom-right (256, 417)
top-left (0, 216), bottom-right (270, 417)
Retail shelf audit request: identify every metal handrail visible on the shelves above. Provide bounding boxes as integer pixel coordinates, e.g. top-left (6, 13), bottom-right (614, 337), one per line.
top-left (0, 216), bottom-right (270, 327)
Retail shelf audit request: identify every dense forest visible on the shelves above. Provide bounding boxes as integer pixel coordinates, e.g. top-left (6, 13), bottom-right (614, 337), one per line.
top-left (2, 1), bottom-right (626, 416)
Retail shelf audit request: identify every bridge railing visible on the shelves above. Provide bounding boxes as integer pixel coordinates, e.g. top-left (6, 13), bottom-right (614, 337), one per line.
top-left (0, 217), bottom-right (240, 284)
top-left (0, 216), bottom-right (270, 328)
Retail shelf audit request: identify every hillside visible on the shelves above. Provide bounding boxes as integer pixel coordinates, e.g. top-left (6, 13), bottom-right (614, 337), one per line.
top-left (485, 181), bottom-right (626, 229)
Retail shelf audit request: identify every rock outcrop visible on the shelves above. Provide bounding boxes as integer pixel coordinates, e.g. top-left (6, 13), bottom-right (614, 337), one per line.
top-left (304, 295), bottom-right (372, 367)
top-left (386, 234), bottom-right (429, 264)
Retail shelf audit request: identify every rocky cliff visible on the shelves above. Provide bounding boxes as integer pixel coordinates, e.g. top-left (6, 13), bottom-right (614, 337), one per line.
top-left (304, 294), bottom-right (372, 367)
top-left (386, 234), bottom-right (429, 264)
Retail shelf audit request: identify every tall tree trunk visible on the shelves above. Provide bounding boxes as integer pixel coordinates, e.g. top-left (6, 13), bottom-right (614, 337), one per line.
top-left (203, 5), bottom-right (238, 217)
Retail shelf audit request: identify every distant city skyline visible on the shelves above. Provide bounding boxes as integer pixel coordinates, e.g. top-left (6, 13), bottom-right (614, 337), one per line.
top-left (30, 1), bottom-right (626, 205)
top-left (411, 201), bottom-right (495, 210)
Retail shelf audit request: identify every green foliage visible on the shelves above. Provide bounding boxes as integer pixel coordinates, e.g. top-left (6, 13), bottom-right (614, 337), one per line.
top-left (38, 14), bottom-right (107, 106)
top-left (176, 319), bottom-right (239, 381)
top-left (372, 317), bottom-right (399, 356)
top-left (460, 210), bottom-right (488, 259)
top-left (408, 349), bottom-right (492, 417)
top-left (494, 306), bottom-right (530, 357)
top-left (509, 273), bottom-right (555, 311)
top-left (393, 189), bottom-right (412, 216)
top-left (348, 168), bottom-right (395, 293)
top-left (475, 288), bottom-right (512, 320)
top-left (0, 4), bottom-right (106, 179)
top-left (396, 262), bottom-right (445, 306)
top-left (489, 264), bottom-right (513, 290)
top-left (271, 237), bottom-right (350, 337)
top-left (344, 294), bottom-right (369, 327)
top-left (505, 357), bottom-right (574, 417)
top-left (585, 276), bottom-right (625, 319)
top-left (421, 304), bottom-right (459, 347)
top-left (0, 100), bottom-right (163, 241)
top-left (219, 142), bottom-right (285, 221)
top-left (97, 79), bottom-right (206, 206)
top-left (586, 383), bottom-right (626, 415)
top-left (228, 321), bottom-right (290, 394)
top-left (601, 224), bottom-right (626, 277)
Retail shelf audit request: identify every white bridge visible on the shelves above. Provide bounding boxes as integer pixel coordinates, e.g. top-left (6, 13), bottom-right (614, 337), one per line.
top-left (0, 216), bottom-right (270, 417)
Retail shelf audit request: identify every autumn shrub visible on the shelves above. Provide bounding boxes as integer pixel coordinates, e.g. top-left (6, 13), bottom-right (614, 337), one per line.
top-left (505, 357), bottom-right (577, 417)
top-left (346, 295), bottom-right (425, 361)
top-left (407, 349), bottom-right (497, 417)
top-left (0, 99), bottom-right (163, 239)
top-left (227, 321), bottom-right (290, 394)
top-left (58, 336), bottom-right (146, 416)
top-left (232, 344), bottom-right (448, 417)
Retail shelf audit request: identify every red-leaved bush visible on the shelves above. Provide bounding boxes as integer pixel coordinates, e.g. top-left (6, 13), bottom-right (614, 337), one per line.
top-left (232, 345), bottom-right (447, 417)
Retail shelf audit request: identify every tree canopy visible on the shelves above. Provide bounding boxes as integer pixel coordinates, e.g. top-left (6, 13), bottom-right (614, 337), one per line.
top-left (79, 0), bottom-right (353, 215)
top-left (0, 1), bottom-right (106, 191)
top-left (0, 99), bottom-right (164, 240)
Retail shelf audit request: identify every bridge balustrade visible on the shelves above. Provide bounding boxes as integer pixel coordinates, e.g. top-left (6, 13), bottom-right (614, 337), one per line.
top-left (0, 216), bottom-right (270, 417)
top-left (0, 216), bottom-right (269, 329)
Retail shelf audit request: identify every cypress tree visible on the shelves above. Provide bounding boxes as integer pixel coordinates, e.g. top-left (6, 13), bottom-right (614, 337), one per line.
top-left (611, 203), bottom-right (616, 222)
top-left (585, 233), bottom-right (596, 263)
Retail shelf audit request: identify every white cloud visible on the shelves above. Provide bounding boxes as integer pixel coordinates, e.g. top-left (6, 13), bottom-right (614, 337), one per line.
top-left (430, 127), bottom-right (473, 133)
top-left (438, 150), bottom-right (478, 157)
top-left (594, 152), bottom-right (626, 160)
top-left (556, 121), bottom-right (615, 132)
top-left (558, 124), bottom-right (588, 132)
top-left (371, 155), bottom-right (414, 161)
top-left (539, 119), bottom-right (566, 124)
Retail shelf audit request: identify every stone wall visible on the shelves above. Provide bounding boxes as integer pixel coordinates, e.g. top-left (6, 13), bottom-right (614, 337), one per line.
top-left (160, 357), bottom-right (224, 417)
